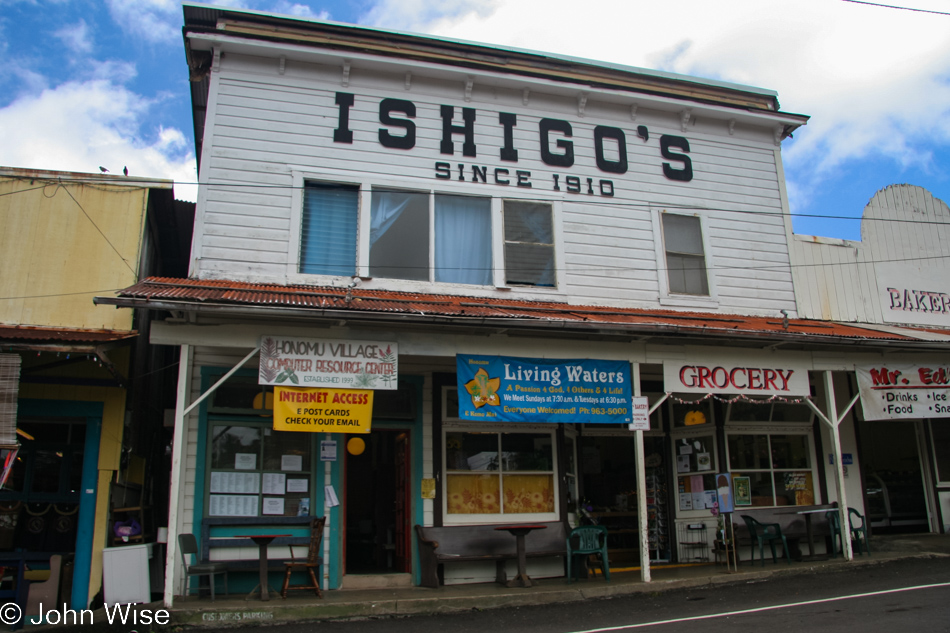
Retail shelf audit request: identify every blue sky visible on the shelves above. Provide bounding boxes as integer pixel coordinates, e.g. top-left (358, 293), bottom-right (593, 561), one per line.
top-left (1, 0), bottom-right (949, 241)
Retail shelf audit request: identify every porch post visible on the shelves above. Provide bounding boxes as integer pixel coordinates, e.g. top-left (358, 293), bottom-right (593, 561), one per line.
top-left (632, 363), bottom-right (651, 582)
top-left (823, 371), bottom-right (854, 561)
top-left (164, 344), bottom-right (192, 607)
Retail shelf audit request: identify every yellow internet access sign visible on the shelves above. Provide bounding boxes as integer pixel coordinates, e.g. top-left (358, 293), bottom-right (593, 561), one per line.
top-left (273, 386), bottom-right (374, 433)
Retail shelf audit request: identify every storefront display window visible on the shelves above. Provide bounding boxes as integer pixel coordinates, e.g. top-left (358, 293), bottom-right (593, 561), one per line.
top-left (444, 430), bottom-right (556, 519)
top-left (673, 433), bottom-right (718, 512)
top-left (208, 422), bottom-right (312, 517)
top-left (727, 433), bottom-right (813, 506)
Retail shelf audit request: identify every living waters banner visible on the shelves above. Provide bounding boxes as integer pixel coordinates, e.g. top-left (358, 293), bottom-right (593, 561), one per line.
top-left (456, 354), bottom-right (632, 424)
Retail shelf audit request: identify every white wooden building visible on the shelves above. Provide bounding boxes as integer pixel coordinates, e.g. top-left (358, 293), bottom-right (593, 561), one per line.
top-left (94, 4), bottom-right (949, 605)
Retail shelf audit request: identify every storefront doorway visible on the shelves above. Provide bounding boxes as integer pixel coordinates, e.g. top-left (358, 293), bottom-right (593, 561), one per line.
top-left (857, 420), bottom-right (930, 533)
top-left (578, 435), bottom-right (670, 567)
top-left (344, 429), bottom-right (411, 574)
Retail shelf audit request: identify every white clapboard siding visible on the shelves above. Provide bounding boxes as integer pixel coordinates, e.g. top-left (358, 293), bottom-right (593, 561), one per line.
top-left (193, 50), bottom-right (797, 315)
top-left (791, 184), bottom-right (950, 323)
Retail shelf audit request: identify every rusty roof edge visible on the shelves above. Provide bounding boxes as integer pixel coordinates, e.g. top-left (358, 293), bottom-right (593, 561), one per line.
top-left (93, 295), bottom-right (939, 351)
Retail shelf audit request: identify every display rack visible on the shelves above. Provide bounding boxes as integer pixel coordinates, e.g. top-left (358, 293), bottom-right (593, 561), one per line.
top-left (647, 466), bottom-right (671, 562)
top-left (677, 522), bottom-right (709, 563)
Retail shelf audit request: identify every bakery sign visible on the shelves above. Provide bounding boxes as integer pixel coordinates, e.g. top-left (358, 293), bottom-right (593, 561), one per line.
top-left (259, 336), bottom-right (398, 389)
top-left (856, 362), bottom-right (950, 420)
top-left (664, 355), bottom-right (810, 396)
top-left (877, 264), bottom-right (950, 327)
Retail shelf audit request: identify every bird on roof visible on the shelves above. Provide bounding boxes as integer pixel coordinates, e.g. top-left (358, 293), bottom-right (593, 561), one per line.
top-left (123, 166), bottom-right (128, 176)
top-left (99, 166), bottom-right (109, 173)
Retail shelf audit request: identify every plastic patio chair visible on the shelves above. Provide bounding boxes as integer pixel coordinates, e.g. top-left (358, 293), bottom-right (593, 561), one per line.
top-left (740, 515), bottom-right (790, 566)
top-left (566, 525), bottom-right (610, 583)
top-left (849, 508), bottom-right (871, 555)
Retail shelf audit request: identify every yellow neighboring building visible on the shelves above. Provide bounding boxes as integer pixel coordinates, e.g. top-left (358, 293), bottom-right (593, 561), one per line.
top-left (0, 167), bottom-right (193, 609)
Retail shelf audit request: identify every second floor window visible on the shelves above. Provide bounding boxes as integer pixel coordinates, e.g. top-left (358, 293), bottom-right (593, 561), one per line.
top-left (504, 201), bottom-right (555, 287)
top-left (661, 213), bottom-right (708, 295)
top-left (297, 179), bottom-right (559, 289)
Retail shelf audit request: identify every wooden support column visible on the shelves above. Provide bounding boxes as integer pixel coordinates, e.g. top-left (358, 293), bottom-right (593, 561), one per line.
top-left (632, 363), bottom-right (650, 583)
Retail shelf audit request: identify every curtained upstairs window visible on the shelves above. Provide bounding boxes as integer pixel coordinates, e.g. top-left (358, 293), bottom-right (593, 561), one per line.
top-left (300, 183), bottom-right (359, 276)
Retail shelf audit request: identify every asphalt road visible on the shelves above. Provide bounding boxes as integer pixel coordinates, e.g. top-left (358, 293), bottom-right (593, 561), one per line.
top-left (228, 557), bottom-right (950, 633)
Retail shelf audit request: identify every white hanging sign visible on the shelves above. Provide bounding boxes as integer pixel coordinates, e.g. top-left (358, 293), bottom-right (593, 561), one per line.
top-left (856, 362), bottom-right (950, 420)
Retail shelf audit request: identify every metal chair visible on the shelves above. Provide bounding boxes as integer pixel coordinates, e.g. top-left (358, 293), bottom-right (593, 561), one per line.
top-left (281, 516), bottom-right (326, 598)
top-left (566, 525), bottom-right (610, 583)
top-left (740, 515), bottom-right (790, 566)
top-left (849, 508), bottom-right (871, 555)
top-left (178, 533), bottom-right (229, 601)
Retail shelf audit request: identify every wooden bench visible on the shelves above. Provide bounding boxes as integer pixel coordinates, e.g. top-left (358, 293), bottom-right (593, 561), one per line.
top-left (733, 505), bottom-right (837, 560)
top-left (415, 522), bottom-right (568, 588)
top-left (200, 517), bottom-right (314, 573)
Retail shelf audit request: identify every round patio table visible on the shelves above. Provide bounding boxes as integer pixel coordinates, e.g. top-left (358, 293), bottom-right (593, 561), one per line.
top-left (494, 524), bottom-right (547, 588)
top-left (236, 534), bottom-right (291, 601)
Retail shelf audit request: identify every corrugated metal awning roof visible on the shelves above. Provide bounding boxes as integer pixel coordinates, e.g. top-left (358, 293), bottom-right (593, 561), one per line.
top-left (93, 277), bottom-right (950, 352)
top-left (0, 325), bottom-right (138, 346)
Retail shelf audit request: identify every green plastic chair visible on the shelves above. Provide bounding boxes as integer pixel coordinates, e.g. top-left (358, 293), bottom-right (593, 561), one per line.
top-left (566, 525), bottom-right (610, 583)
top-left (741, 515), bottom-right (790, 566)
top-left (849, 508), bottom-right (871, 555)
top-left (826, 510), bottom-right (843, 558)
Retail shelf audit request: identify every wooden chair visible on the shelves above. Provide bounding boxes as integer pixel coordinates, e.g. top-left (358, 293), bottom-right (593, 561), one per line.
top-left (281, 517), bottom-right (326, 598)
top-left (178, 533), bottom-right (229, 601)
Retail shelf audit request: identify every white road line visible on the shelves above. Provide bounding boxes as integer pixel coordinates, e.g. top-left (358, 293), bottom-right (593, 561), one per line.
top-left (567, 581), bottom-right (950, 633)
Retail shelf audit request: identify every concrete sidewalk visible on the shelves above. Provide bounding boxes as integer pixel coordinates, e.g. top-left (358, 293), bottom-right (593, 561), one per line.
top-left (28, 533), bottom-right (949, 631)
top-left (159, 533), bottom-right (950, 629)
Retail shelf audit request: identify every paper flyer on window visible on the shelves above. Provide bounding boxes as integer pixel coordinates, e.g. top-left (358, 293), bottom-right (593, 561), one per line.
top-left (455, 354), bottom-right (632, 424)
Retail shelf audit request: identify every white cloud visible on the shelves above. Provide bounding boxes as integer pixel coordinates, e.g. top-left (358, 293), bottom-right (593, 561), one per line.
top-left (53, 19), bottom-right (93, 55)
top-left (105, 0), bottom-right (180, 45)
top-left (271, 1), bottom-right (328, 19)
top-left (0, 80), bottom-right (197, 201)
top-left (362, 0), bottom-right (950, 216)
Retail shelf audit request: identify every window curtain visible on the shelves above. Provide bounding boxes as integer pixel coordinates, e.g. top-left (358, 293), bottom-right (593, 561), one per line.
top-left (300, 184), bottom-right (358, 276)
top-left (370, 191), bottom-right (414, 246)
top-left (435, 195), bottom-right (492, 285)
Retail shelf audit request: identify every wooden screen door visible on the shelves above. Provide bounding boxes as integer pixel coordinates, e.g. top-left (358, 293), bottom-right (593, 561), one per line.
top-left (393, 432), bottom-right (410, 572)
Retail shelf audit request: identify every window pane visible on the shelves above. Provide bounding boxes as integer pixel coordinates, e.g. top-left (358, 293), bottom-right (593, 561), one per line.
top-left (435, 195), bottom-right (492, 285)
top-left (770, 435), bottom-right (810, 469)
top-left (501, 433), bottom-right (553, 471)
top-left (728, 435), bottom-right (770, 470)
top-left (727, 401), bottom-right (766, 422)
top-left (667, 254), bottom-right (709, 295)
top-left (771, 403), bottom-right (812, 423)
top-left (262, 429), bottom-right (311, 472)
top-left (503, 474), bottom-right (554, 513)
top-left (370, 190), bottom-right (429, 280)
top-left (211, 425), bottom-right (261, 470)
top-left (300, 183), bottom-right (358, 276)
top-left (662, 213), bottom-right (704, 255)
top-left (504, 243), bottom-right (555, 286)
top-left (504, 201), bottom-right (553, 244)
top-left (774, 471), bottom-right (814, 506)
top-left (446, 474), bottom-right (500, 513)
top-left (734, 471), bottom-right (774, 506)
top-left (446, 432), bottom-right (498, 471)
top-left (31, 450), bottom-right (61, 493)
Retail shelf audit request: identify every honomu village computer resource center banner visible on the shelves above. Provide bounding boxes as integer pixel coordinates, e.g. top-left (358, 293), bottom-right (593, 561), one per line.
top-left (456, 354), bottom-right (632, 424)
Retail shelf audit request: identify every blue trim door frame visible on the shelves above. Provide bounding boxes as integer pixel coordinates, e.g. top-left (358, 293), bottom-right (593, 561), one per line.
top-left (16, 399), bottom-right (103, 610)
